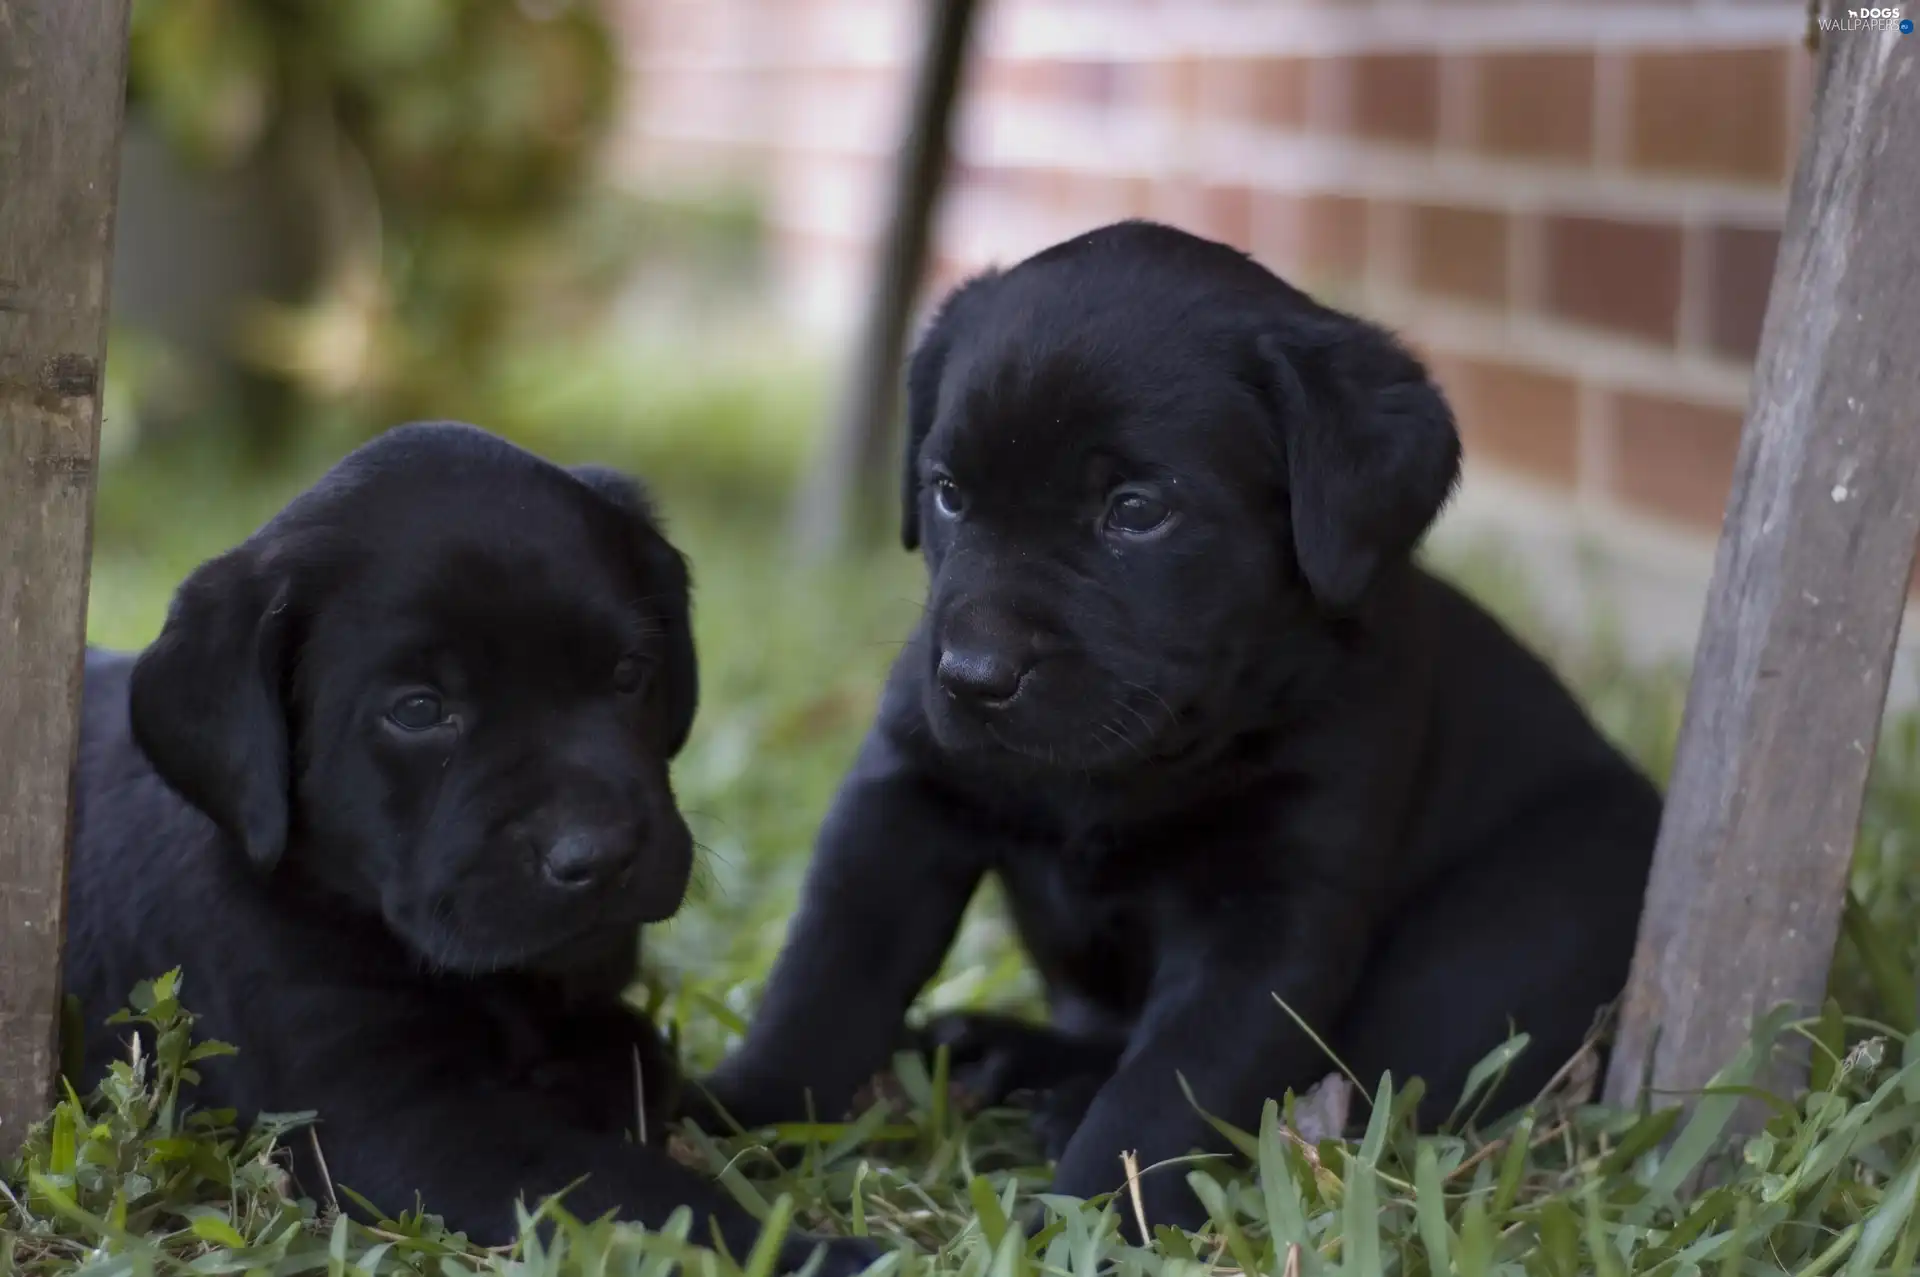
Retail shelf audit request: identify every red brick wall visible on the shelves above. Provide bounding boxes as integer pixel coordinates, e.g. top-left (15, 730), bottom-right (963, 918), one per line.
top-left (613, 2), bottom-right (1920, 622)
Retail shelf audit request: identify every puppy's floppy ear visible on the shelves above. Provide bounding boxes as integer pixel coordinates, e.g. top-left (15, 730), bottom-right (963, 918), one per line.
top-left (902, 269), bottom-right (1001, 551)
top-left (570, 464), bottom-right (700, 756)
top-left (130, 548), bottom-right (296, 870)
top-left (1259, 313), bottom-right (1461, 611)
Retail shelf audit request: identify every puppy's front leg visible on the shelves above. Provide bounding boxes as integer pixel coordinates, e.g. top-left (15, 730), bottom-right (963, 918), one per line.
top-left (1048, 895), bottom-right (1373, 1239)
top-left (697, 729), bottom-right (990, 1129)
top-left (297, 1067), bottom-right (879, 1267)
top-left (283, 1029), bottom-right (877, 1273)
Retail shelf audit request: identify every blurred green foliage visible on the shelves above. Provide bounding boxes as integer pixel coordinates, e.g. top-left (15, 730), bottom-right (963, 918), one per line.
top-left (124, 0), bottom-right (650, 435)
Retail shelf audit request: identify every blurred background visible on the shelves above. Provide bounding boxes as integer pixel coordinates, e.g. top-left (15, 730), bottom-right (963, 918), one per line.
top-left (89, 0), bottom-right (1920, 1046)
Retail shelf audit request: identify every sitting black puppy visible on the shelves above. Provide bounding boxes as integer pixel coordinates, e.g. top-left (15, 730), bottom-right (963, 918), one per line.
top-left (66, 421), bottom-right (876, 1274)
top-left (697, 222), bottom-right (1662, 1233)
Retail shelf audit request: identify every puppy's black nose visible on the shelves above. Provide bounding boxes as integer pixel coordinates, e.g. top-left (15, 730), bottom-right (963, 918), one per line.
top-left (542, 832), bottom-right (639, 890)
top-left (937, 646), bottom-right (1028, 708)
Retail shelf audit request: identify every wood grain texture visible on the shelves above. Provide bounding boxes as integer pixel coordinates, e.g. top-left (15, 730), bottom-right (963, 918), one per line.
top-left (1604, 18), bottom-right (1920, 1108)
top-left (0, 0), bottom-right (132, 1153)
top-left (793, 0), bottom-right (980, 558)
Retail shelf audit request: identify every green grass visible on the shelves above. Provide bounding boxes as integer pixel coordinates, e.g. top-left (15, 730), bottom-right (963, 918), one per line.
top-left (14, 338), bottom-right (1920, 1275)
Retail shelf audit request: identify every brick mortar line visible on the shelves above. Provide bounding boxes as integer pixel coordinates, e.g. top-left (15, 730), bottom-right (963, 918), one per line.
top-left (1352, 286), bottom-right (1756, 410)
top-left (1437, 467), bottom-right (1920, 655)
top-left (630, 2), bottom-right (1813, 70)
top-left (712, 196), bottom-right (1763, 415)
top-left (997, 4), bottom-right (1814, 59)
top-left (1592, 48), bottom-right (1630, 169)
top-left (1000, 109), bottom-right (1793, 225)
top-left (1434, 470), bottom-right (1729, 672)
top-left (1367, 199), bottom-right (1415, 293)
top-left (1442, 465), bottom-right (1720, 592)
top-left (1437, 52), bottom-right (1476, 151)
top-left (638, 199), bottom-right (1769, 414)
top-left (1509, 208), bottom-right (1545, 313)
top-left (627, 103), bottom-right (1793, 227)
top-left (1676, 220), bottom-right (1714, 357)
top-left (1575, 381), bottom-right (1615, 509)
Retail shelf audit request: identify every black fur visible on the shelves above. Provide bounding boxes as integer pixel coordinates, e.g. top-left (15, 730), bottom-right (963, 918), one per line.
top-left (67, 421), bottom-right (876, 1274)
top-left (698, 223), bottom-right (1662, 1234)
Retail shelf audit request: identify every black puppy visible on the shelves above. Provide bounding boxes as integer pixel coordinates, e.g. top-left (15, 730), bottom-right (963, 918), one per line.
top-left (698, 223), bottom-right (1662, 1232)
top-left (66, 422), bottom-right (875, 1273)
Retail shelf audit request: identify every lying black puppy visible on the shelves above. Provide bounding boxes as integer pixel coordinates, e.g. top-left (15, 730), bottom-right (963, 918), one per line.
top-left (699, 222), bottom-right (1662, 1232)
top-left (66, 421), bottom-right (875, 1274)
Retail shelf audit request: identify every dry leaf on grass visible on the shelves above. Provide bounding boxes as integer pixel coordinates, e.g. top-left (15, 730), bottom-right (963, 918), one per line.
top-left (1289, 1072), bottom-right (1352, 1146)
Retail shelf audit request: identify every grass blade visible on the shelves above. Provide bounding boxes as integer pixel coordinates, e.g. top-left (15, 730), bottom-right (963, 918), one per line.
top-left (1258, 1100), bottom-right (1312, 1251)
top-left (1357, 1074), bottom-right (1393, 1165)
top-left (968, 1176), bottom-right (1009, 1253)
top-left (1845, 1142), bottom-right (1920, 1276)
top-left (1448, 1035), bottom-right (1531, 1129)
top-left (1340, 1148), bottom-right (1382, 1277)
top-left (1641, 1004), bottom-right (1800, 1215)
top-left (1413, 1143), bottom-right (1453, 1271)
top-left (1810, 999), bottom-right (1847, 1094)
top-left (743, 1195), bottom-right (795, 1277)
top-left (1844, 894), bottom-right (1918, 1036)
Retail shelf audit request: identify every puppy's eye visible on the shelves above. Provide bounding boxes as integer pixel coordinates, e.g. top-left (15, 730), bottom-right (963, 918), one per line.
top-left (613, 654), bottom-right (650, 696)
top-left (388, 693), bottom-right (446, 732)
top-left (1104, 487), bottom-right (1174, 537)
top-left (931, 473), bottom-right (966, 518)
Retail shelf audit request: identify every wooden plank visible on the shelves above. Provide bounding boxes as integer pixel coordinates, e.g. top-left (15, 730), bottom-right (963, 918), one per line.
top-left (1604, 17), bottom-right (1920, 1109)
top-left (793, 0), bottom-right (981, 559)
top-left (0, 0), bottom-right (133, 1153)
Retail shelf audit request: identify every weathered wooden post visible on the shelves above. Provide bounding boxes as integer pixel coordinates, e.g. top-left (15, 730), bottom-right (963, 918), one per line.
top-left (1605, 13), bottom-right (1920, 1108)
top-left (793, 0), bottom-right (981, 560)
top-left (0, 0), bottom-right (134, 1153)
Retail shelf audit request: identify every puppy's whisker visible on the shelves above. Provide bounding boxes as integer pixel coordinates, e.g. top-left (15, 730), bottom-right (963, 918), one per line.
top-left (1093, 715), bottom-right (1151, 765)
top-left (679, 810), bottom-right (734, 841)
top-left (1091, 721), bottom-right (1135, 763)
top-left (1122, 680), bottom-right (1176, 723)
top-left (685, 855), bottom-right (724, 906)
top-left (692, 839), bottom-right (739, 878)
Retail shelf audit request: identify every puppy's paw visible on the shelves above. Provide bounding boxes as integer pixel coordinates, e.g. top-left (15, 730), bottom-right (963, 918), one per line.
top-left (920, 1013), bottom-right (1122, 1113)
top-left (1030, 1072), bottom-right (1104, 1162)
top-left (674, 1080), bottom-right (742, 1134)
top-left (921, 1012), bottom-right (1033, 1107)
top-left (1008, 1198), bottom-right (1051, 1240)
top-left (678, 1072), bottom-right (827, 1137)
top-left (780, 1232), bottom-right (888, 1277)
